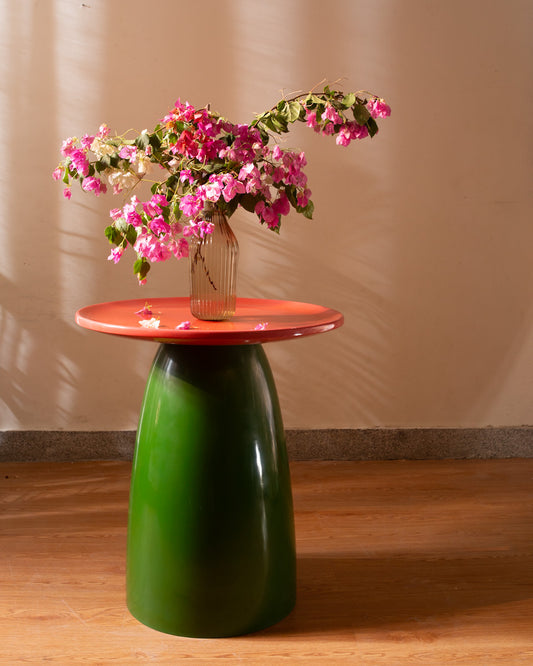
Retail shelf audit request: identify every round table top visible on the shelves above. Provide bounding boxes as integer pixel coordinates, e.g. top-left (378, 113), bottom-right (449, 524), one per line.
top-left (75, 297), bottom-right (344, 345)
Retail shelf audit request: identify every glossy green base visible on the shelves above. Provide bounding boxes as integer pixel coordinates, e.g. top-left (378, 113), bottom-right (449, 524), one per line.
top-left (126, 343), bottom-right (296, 638)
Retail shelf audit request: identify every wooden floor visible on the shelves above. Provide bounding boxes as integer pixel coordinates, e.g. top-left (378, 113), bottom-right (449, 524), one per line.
top-left (1, 460), bottom-right (532, 665)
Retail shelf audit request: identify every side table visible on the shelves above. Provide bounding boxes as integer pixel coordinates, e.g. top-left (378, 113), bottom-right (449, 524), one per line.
top-left (76, 297), bottom-right (343, 637)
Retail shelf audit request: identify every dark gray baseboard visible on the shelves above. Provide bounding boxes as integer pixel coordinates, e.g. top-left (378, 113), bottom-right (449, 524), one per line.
top-left (1, 428), bottom-right (532, 463)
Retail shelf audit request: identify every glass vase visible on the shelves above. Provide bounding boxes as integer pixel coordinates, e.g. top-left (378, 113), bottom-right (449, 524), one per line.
top-left (189, 208), bottom-right (239, 321)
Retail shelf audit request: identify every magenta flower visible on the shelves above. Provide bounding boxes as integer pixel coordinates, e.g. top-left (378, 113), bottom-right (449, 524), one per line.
top-left (347, 122), bottom-right (369, 140)
top-left (70, 149), bottom-right (90, 177)
top-left (82, 176), bottom-right (107, 196)
top-left (272, 145), bottom-right (283, 161)
top-left (119, 145), bottom-right (137, 163)
top-left (202, 177), bottom-right (223, 202)
top-left (222, 175), bottom-right (245, 202)
top-left (171, 238), bottom-right (189, 259)
top-left (367, 99), bottom-right (391, 119)
top-left (81, 134), bottom-right (95, 149)
top-left (52, 167), bottom-right (62, 181)
top-left (323, 105), bottom-right (342, 124)
top-left (297, 188), bottom-right (311, 207)
top-left (180, 169), bottom-right (194, 184)
top-left (149, 215), bottom-right (171, 235)
top-left (135, 303), bottom-right (153, 316)
top-left (143, 199), bottom-right (163, 218)
top-left (305, 110), bottom-right (319, 130)
top-left (63, 187), bottom-right (72, 199)
top-left (107, 247), bottom-right (124, 264)
top-left (176, 320), bottom-right (191, 330)
top-left (179, 194), bottom-right (203, 218)
top-left (335, 127), bottom-right (352, 147)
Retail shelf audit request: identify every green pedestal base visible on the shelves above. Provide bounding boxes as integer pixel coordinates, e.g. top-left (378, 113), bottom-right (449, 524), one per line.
top-left (126, 343), bottom-right (296, 637)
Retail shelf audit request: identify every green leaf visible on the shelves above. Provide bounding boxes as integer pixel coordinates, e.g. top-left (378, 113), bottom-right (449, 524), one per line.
top-left (125, 225), bottom-right (138, 246)
top-left (302, 200), bottom-right (314, 219)
top-left (133, 258), bottom-right (150, 281)
top-left (94, 158), bottom-right (107, 173)
top-left (172, 203), bottom-right (182, 221)
top-left (341, 93), bottom-right (356, 108)
top-left (134, 132), bottom-right (150, 150)
top-left (285, 185), bottom-right (298, 208)
top-left (366, 116), bottom-right (379, 138)
top-left (261, 116), bottom-right (279, 133)
top-left (287, 101), bottom-right (303, 122)
top-left (353, 103), bottom-right (371, 125)
top-left (104, 225), bottom-right (122, 245)
top-left (238, 193), bottom-right (262, 213)
top-left (271, 114), bottom-right (288, 133)
top-left (258, 127), bottom-right (270, 145)
top-left (62, 170), bottom-right (69, 185)
top-left (149, 133), bottom-right (161, 150)
top-left (222, 197), bottom-right (239, 218)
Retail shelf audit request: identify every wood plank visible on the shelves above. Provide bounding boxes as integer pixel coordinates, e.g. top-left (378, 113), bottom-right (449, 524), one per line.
top-left (1, 460), bottom-right (532, 664)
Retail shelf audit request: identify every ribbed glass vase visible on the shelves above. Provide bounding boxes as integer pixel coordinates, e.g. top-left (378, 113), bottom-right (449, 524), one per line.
top-left (189, 208), bottom-right (239, 321)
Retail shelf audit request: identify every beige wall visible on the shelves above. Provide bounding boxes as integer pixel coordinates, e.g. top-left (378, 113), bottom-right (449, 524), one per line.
top-left (1, 0), bottom-right (532, 431)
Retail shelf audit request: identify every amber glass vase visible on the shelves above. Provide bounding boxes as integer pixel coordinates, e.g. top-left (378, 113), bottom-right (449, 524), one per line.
top-left (189, 208), bottom-right (239, 320)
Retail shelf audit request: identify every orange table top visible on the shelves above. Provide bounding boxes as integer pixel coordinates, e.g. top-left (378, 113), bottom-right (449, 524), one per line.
top-left (75, 297), bottom-right (344, 345)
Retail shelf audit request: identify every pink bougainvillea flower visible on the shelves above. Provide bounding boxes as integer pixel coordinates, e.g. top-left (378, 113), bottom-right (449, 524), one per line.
top-left (222, 175), bottom-right (245, 202)
top-left (305, 109), bottom-right (319, 131)
top-left (107, 247), bottom-right (124, 264)
top-left (202, 176), bottom-right (223, 202)
top-left (171, 237), bottom-right (189, 259)
top-left (82, 176), bottom-right (107, 196)
top-left (254, 322), bottom-right (268, 330)
top-left (179, 169), bottom-right (194, 184)
top-left (135, 303), bottom-right (153, 316)
top-left (323, 105), bottom-right (342, 124)
top-left (97, 123), bottom-right (110, 138)
top-left (81, 134), bottom-right (95, 149)
top-left (119, 145), bottom-right (137, 163)
top-left (63, 187), bottom-right (72, 199)
top-left (52, 167), bottom-right (62, 181)
top-left (149, 215), bottom-right (171, 235)
top-left (335, 127), bottom-right (352, 147)
top-left (272, 145), bottom-right (283, 161)
top-left (367, 98), bottom-right (391, 119)
top-left (297, 188), bottom-right (312, 207)
top-left (347, 121), bottom-right (369, 140)
top-left (70, 148), bottom-right (90, 177)
top-left (179, 194), bottom-right (203, 218)
top-left (272, 192), bottom-right (290, 217)
top-left (60, 137), bottom-right (77, 157)
top-left (176, 320), bottom-right (191, 330)
top-left (121, 202), bottom-right (142, 227)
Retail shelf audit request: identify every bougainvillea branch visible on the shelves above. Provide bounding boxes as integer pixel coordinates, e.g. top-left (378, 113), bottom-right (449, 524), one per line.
top-left (54, 86), bottom-right (390, 284)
